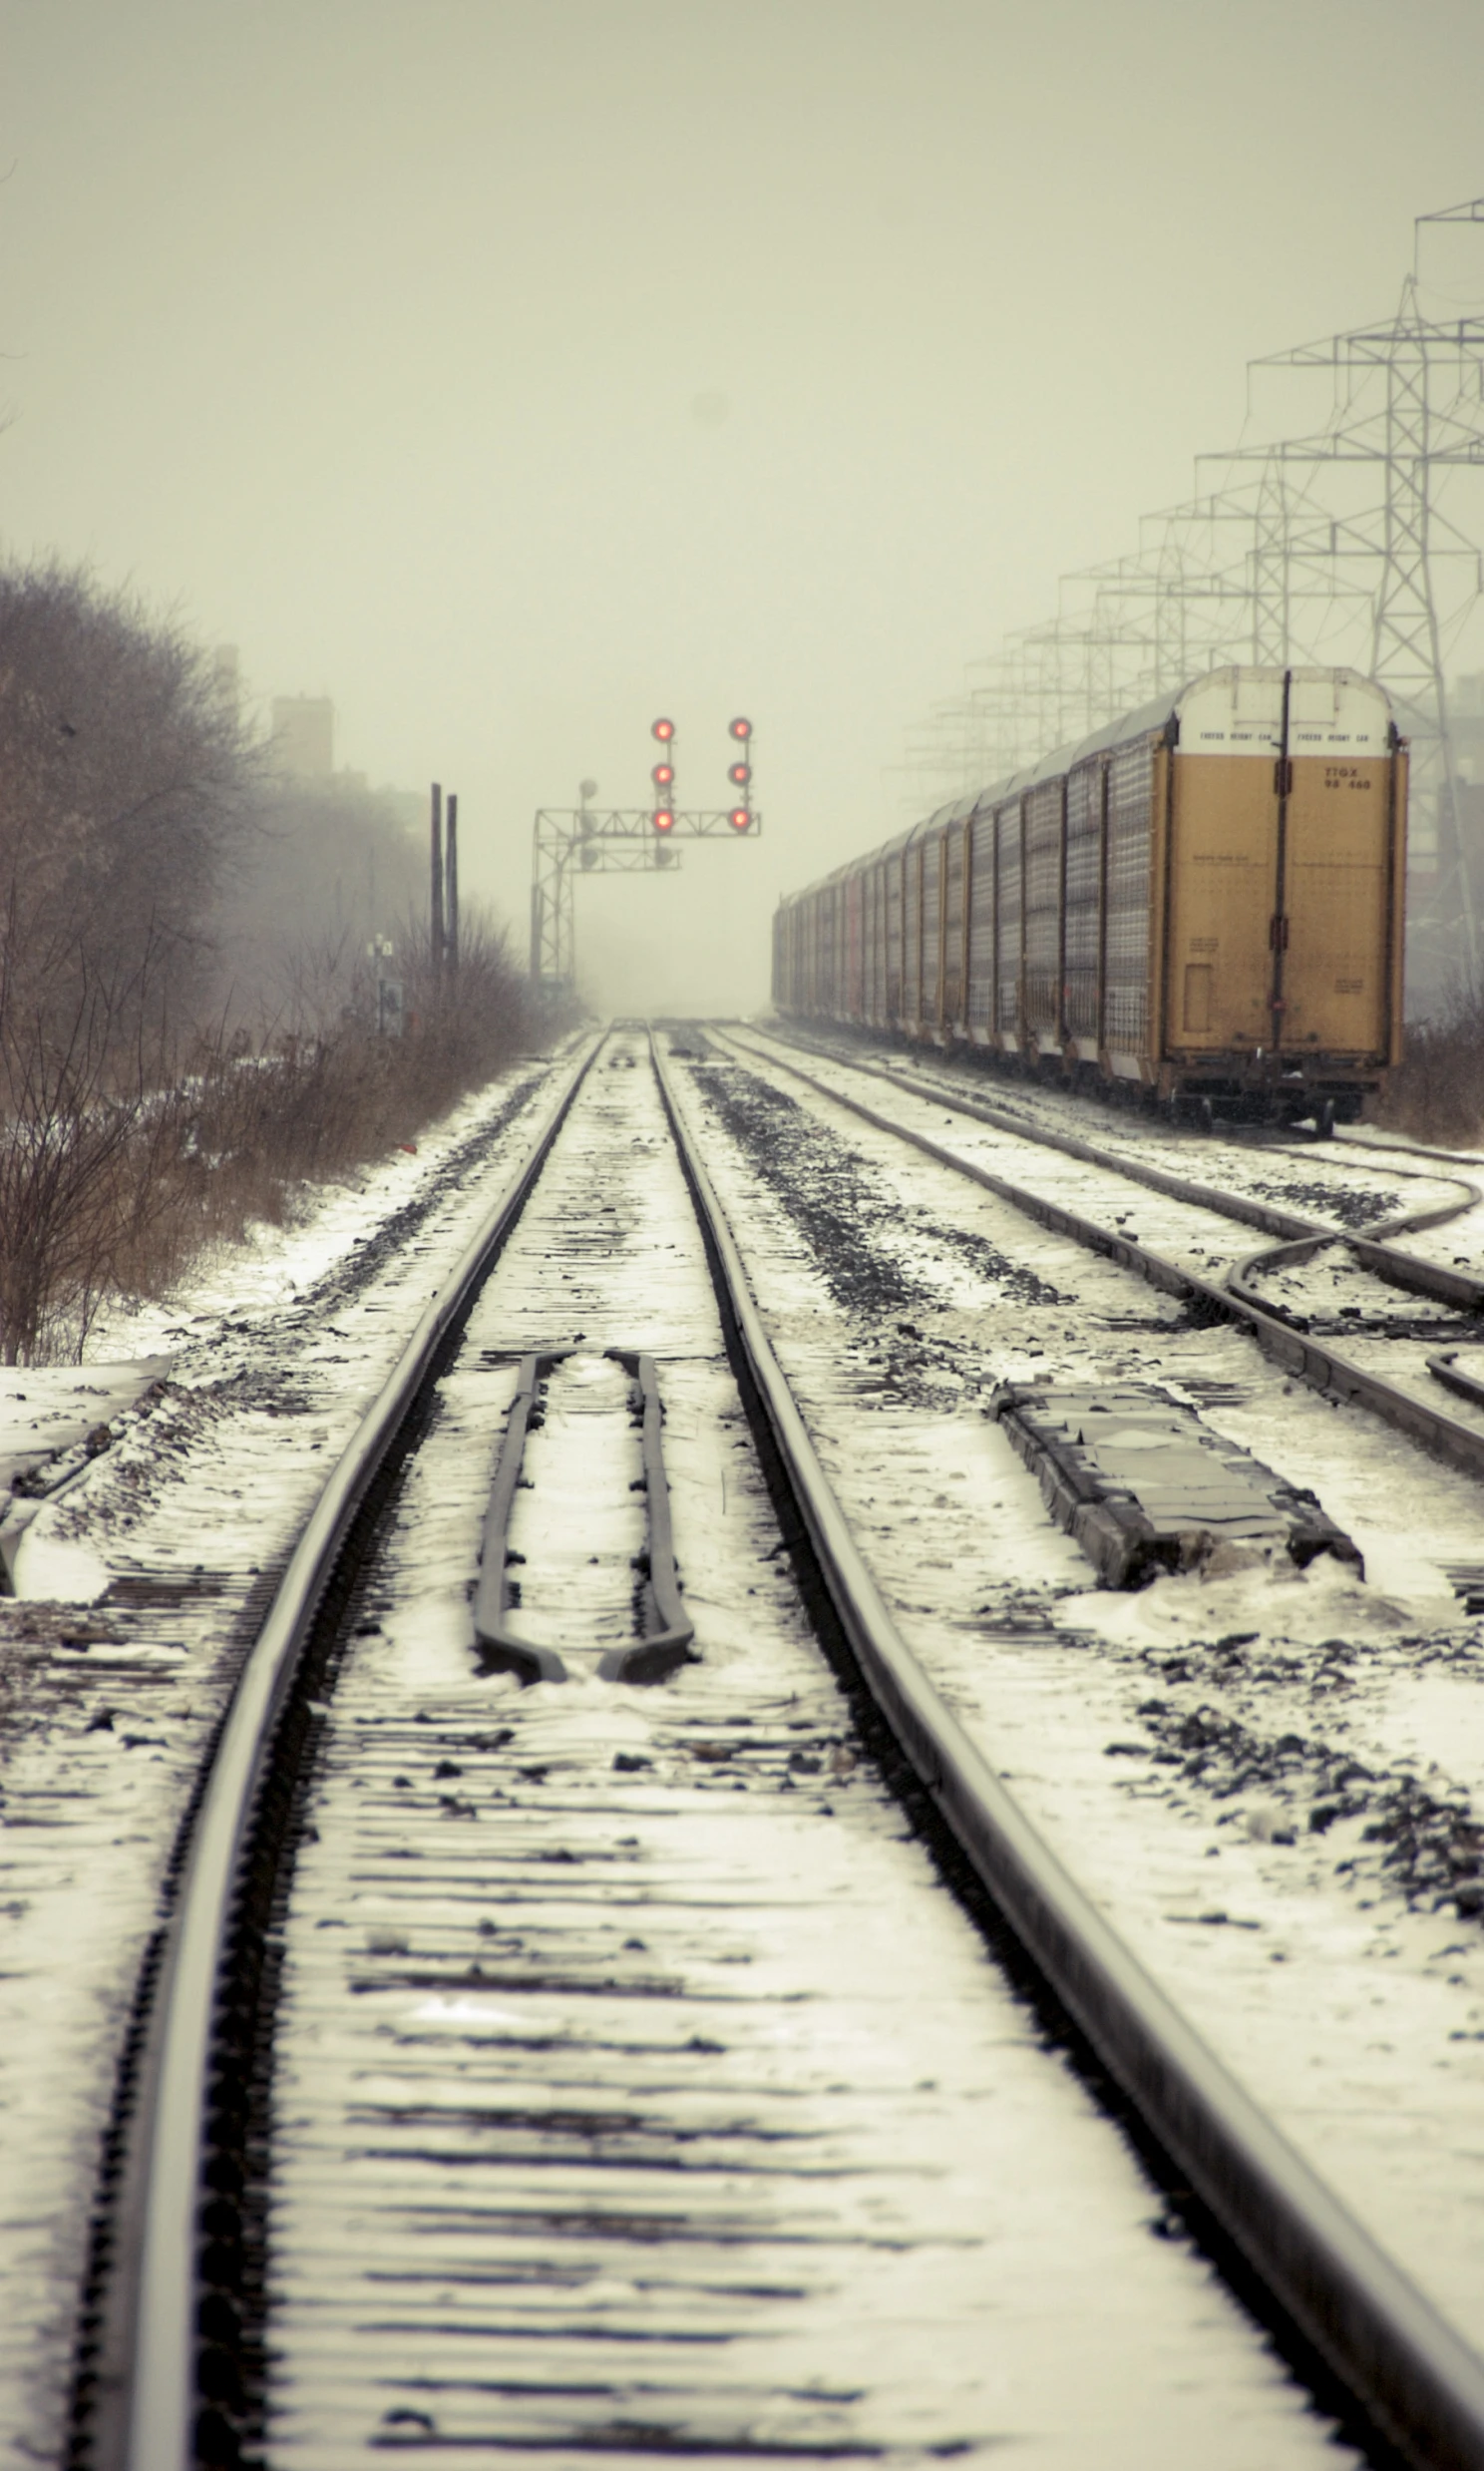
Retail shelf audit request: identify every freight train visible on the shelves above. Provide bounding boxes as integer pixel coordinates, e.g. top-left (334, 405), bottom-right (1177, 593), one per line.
top-left (772, 666), bottom-right (1407, 1128)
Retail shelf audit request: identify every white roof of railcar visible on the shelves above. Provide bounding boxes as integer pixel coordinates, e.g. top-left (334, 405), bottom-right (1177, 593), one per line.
top-left (775, 666), bottom-right (1393, 911)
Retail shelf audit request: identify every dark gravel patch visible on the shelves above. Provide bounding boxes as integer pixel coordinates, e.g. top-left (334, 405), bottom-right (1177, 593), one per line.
top-left (1244, 1177), bottom-right (1409, 1231)
top-left (697, 1060), bottom-right (1068, 1321)
top-left (1112, 1628), bottom-right (1484, 1920)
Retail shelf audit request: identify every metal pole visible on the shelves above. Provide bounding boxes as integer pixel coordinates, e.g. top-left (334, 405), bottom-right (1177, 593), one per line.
top-left (430, 783), bottom-right (445, 991)
top-left (445, 793), bottom-right (459, 978)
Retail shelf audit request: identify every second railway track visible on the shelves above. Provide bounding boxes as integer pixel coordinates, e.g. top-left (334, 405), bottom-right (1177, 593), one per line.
top-left (72, 1024), bottom-right (1484, 2470)
top-left (724, 1021), bottom-right (1484, 1485)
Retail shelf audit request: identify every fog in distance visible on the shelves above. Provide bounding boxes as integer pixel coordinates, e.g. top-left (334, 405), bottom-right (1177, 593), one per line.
top-left (3, 0), bottom-right (1483, 1015)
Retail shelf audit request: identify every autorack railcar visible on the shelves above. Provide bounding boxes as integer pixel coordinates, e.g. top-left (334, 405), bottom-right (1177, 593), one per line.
top-left (772, 666), bottom-right (1407, 1126)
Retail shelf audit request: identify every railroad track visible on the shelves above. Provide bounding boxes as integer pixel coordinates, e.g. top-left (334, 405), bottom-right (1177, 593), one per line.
top-left (760, 1024), bottom-right (1483, 1300)
top-left (69, 1025), bottom-right (1484, 2469)
top-left (728, 1023), bottom-right (1484, 1489)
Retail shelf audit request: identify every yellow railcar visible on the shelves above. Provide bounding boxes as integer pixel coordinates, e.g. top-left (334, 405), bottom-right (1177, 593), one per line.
top-left (772, 666), bottom-right (1406, 1125)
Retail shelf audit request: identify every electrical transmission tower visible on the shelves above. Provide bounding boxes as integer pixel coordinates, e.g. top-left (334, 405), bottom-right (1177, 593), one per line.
top-left (1222, 206), bottom-right (1484, 990)
top-left (895, 199), bottom-right (1484, 1003)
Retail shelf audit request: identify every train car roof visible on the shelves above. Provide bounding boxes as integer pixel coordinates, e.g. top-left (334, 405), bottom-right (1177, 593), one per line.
top-left (774, 666), bottom-right (1393, 908)
top-left (902, 802), bottom-right (956, 848)
top-left (987, 683), bottom-right (1188, 801)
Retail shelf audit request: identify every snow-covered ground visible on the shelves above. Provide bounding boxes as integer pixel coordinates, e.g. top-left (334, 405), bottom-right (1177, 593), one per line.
top-left (0, 1040), bottom-right (581, 2468)
top-left (266, 1029), bottom-right (1351, 2467)
top-left (7, 1009), bottom-right (1484, 2463)
top-left (730, 1020), bottom-right (1484, 1485)
top-left (669, 1030), bottom-right (1484, 2378)
top-left (736, 1023), bottom-right (1473, 1267)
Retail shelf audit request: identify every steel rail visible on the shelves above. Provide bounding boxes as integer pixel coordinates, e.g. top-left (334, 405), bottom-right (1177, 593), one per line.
top-left (652, 1030), bottom-right (1484, 2471)
top-left (720, 1029), bottom-right (1484, 1487)
top-left (1429, 1350), bottom-right (1484, 1414)
top-left (1338, 1126), bottom-right (1484, 1172)
top-left (472, 1346), bottom-right (695, 1685)
top-left (755, 1023), bottom-right (1484, 1312)
top-left (111, 1031), bottom-right (602, 2471)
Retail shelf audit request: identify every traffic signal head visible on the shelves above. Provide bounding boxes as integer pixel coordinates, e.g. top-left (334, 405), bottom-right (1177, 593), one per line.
top-left (651, 761), bottom-right (674, 788)
top-left (729, 806), bottom-right (751, 832)
top-left (652, 807), bottom-right (675, 833)
top-left (728, 716), bottom-right (752, 741)
top-left (728, 760), bottom-right (751, 787)
top-left (651, 717), bottom-right (675, 742)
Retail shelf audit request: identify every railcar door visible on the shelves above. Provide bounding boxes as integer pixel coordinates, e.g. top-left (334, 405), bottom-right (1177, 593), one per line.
top-left (968, 806), bottom-right (995, 1040)
top-left (846, 872), bottom-right (864, 1020)
top-left (1277, 671), bottom-right (1394, 1060)
top-left (904, 842), bottom-right (922, 1030)
top-left (922, 832), bottom-right (942, 1032)
top-left (1023, 780), bottom-right (1064, 1050)
top-left (1166, 671), bottom-right (1283, 1057)
top-left (886, 853), bottom-right (903, 1024)
top-left (943, 823), bottom-right (964, 1030)
top-left (996, 801), bottom-right (1024, 1050)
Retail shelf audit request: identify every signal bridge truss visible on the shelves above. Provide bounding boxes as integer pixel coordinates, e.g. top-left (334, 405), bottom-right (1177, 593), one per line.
top-left (530, 802), bottom-right (762, 996)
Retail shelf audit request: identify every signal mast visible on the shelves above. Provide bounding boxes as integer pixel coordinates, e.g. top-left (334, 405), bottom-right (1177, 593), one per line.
top-left (530, 715), bottom-right (763, 996)
top-left (651, 717), bottom-right (676, 842)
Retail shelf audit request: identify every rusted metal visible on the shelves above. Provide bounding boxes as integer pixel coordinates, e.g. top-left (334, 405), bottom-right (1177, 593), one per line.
top-left (991, 1382), bottom-right (1360, 1587)
top-left (1428, 1350), bottom-right (1484, 1414)
top-left (473, 1347), bottom-right (695, 1685)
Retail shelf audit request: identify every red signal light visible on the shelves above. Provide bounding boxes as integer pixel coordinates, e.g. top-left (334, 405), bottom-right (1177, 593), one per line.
top-left (728, 760), bottom-right (751, 786)
top-left (651, 717), bottom-right (675, 742)
top-left (652, 807), bottom-right (675, 833)
top-left (728, 716), bottom-right (752, 741)
top-left (651, 761), bottom-right (674, 788)
top-left (729, 806), bottom-right (751, 831)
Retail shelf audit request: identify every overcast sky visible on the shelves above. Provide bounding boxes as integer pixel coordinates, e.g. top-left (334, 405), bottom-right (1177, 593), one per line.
top-left (3, 0), bottom-right (1484, 1012)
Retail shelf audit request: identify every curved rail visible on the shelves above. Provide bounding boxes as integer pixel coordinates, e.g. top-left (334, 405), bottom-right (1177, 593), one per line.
top-left (726, 1028), bottom-right (1484, 1486)
top-left (472, 1346), bottom-right (695, 1686)
top-left (1339, 1126), bottom-right (1484, 1172)
top-left (1429, 1350), bottom-right (1484, 1414)
top-left (652, 1030), bottom-right (1484, 2471)
top-left (108, 1032), bottom-right (601, 2471)
top-left (758, 1022), bottom-right (1484, 1312)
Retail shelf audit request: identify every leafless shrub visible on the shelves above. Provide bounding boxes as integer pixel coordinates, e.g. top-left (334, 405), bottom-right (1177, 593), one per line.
top-left (0, 939), bottom-right (200, 1362)
top-left (1374, 987), bottom-right (1484, 1146)
top-left (89, 905), bottom-right (539, 1339)
top-left (0, 560), bottom-right (257, 1078)
top-left (0, 562), bottom-right (262, 1359)
top-left (0, 560), bottom-right (543, 1361)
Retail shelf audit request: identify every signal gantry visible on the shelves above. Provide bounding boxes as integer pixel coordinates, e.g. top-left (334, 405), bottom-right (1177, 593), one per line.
top-left (530, 715), bottom-right (762, 996)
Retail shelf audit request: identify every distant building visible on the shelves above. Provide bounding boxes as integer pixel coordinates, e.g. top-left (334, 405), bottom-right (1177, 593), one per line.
top-left (271, 694), bottom-right (335, 780)
top-left (267, 691), bottom-right (424, 839)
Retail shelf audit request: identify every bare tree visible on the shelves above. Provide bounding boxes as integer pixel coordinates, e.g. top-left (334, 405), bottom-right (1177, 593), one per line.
top-left (0, 941), bottom-right (168, 1362)
top-left (0, 563), bottom-right (257, 1359)
top-left (0, 560), bottom-right (256, 1096)
top-left (0, 560), bottom-right (539, 1362)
